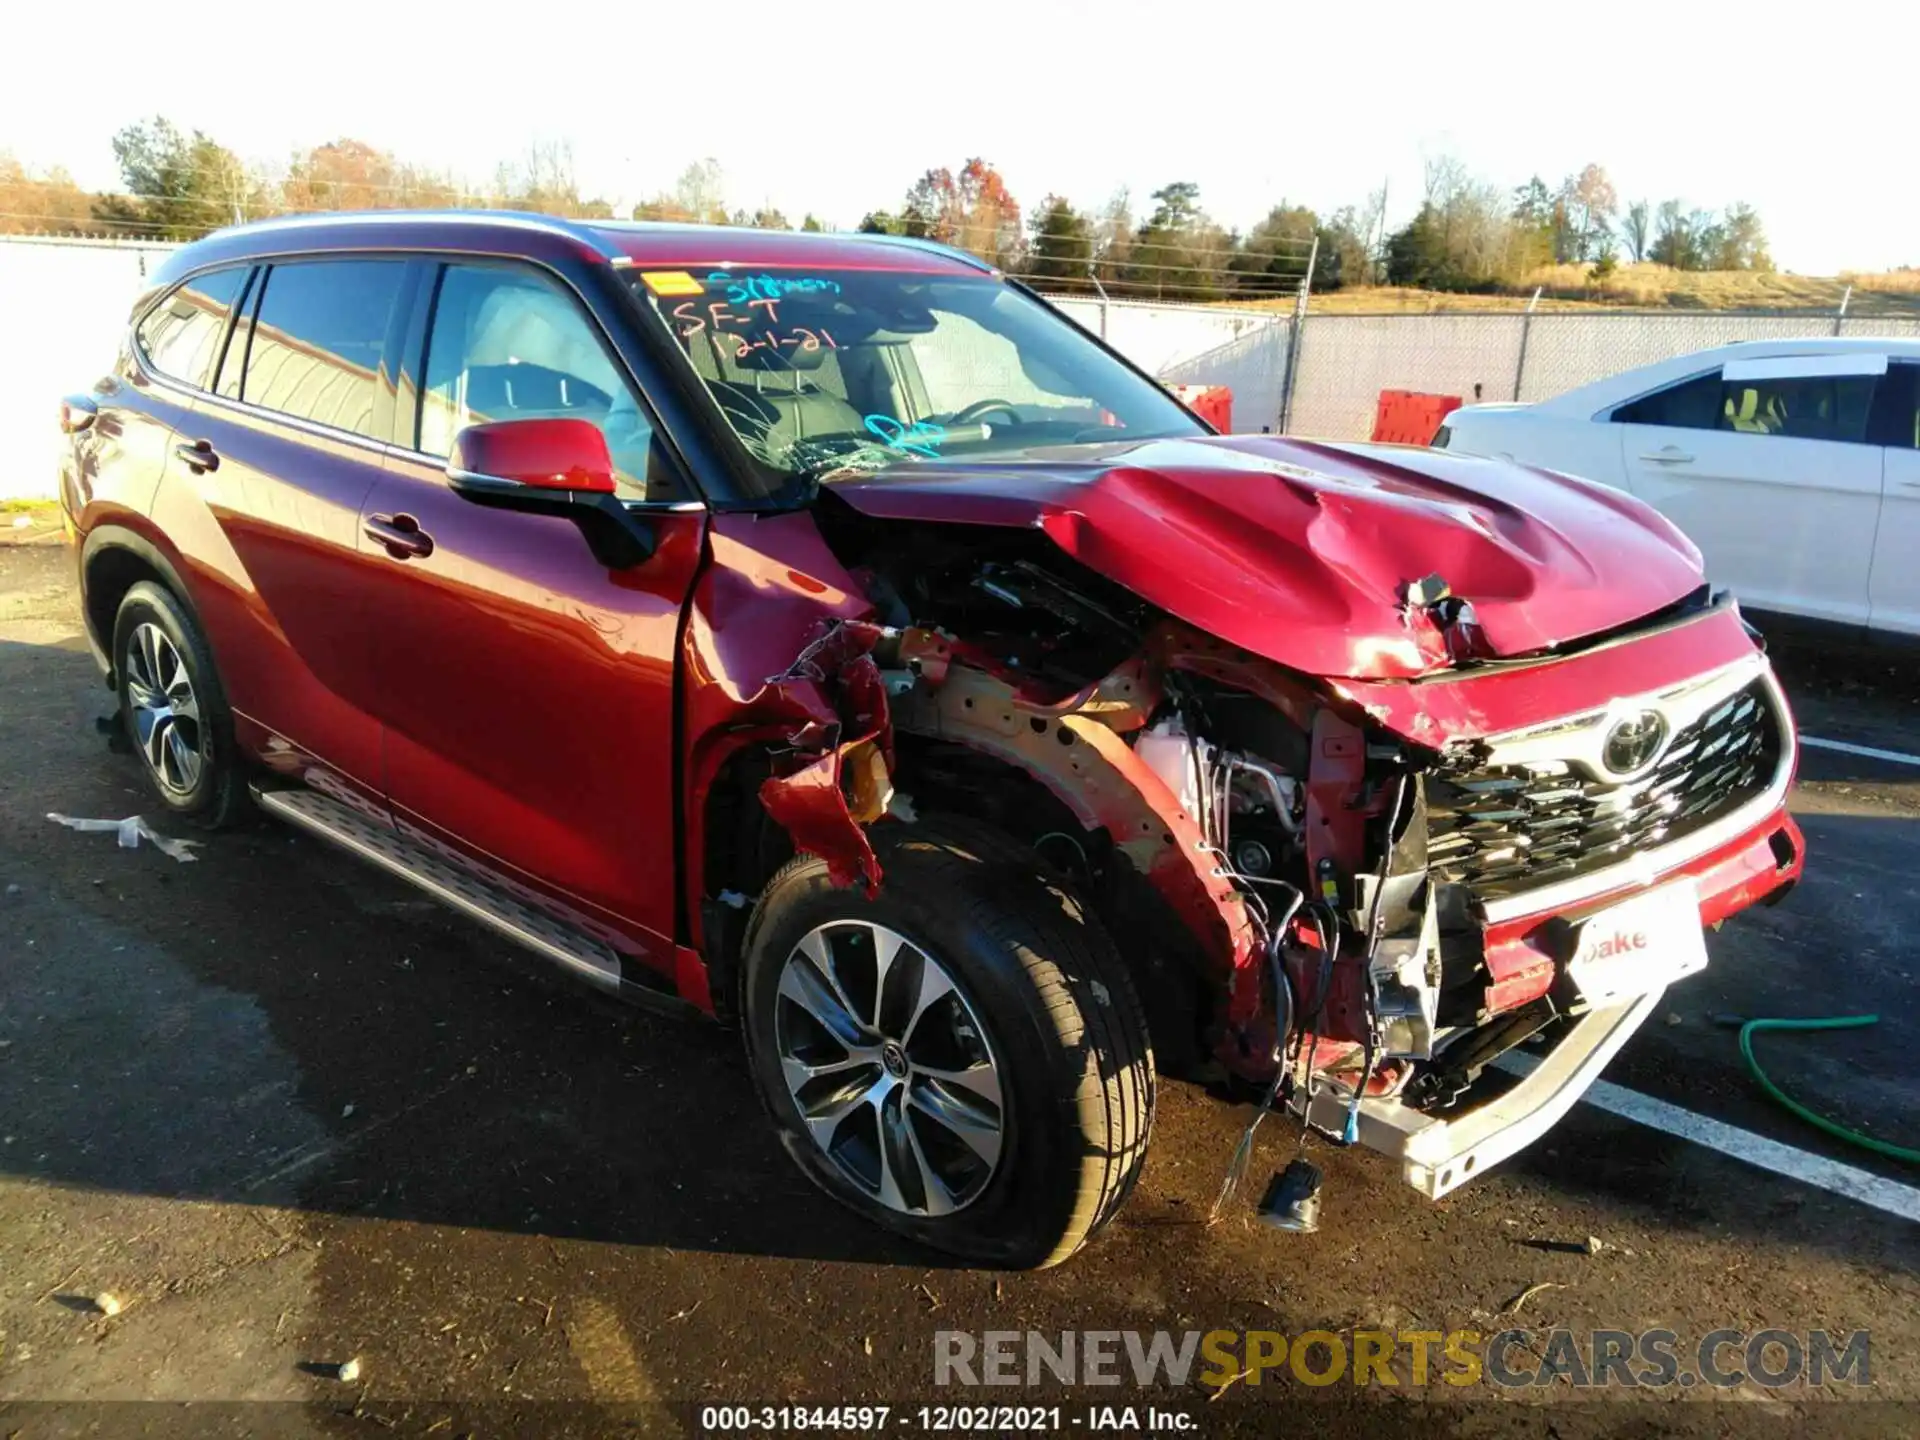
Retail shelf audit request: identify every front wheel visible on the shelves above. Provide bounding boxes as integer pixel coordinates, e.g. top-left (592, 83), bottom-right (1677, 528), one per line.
top-left (740, 819), bottom-right (1154, 1268)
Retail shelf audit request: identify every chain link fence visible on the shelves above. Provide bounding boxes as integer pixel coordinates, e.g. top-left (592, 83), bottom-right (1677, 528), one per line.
top-left (1056, 302), bottom-right (1920, 440)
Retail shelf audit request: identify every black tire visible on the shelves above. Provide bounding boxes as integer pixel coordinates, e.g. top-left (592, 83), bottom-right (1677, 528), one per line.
top-left (111, 580), bottom-right (250, 828)
top-left (740, 817), bottom-right (1154, 1268)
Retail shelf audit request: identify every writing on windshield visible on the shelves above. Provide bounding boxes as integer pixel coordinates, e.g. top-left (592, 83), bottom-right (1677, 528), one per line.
top-left (630, 264), bottom-right (1202, 487)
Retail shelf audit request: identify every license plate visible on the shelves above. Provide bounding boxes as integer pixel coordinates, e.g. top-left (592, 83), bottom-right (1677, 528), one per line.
top-left (1566, 881), bottom-right (1707, 1006)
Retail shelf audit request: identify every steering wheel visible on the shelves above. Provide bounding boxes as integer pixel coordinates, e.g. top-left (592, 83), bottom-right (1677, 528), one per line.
top-left (948, 398), bottom-right (1022, 427)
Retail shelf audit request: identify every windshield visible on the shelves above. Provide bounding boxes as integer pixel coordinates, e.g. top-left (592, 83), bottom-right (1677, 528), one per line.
top-left (627, 265), bottom-right (1204, 487)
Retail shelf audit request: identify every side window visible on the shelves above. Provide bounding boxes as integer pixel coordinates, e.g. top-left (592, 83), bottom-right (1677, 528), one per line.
top-left (1868, 362), bottom-right (1920, 449)
top-left (1717, 373), bottom-right (1877, 443)
top-left (419, 264), bottom-right (682, 502)
top-left (1612, 371), bottom-right (1722, 429)
top-left (135, 267), bottom-right (250, 389)
top-left (243, 260), bottom-right (408, 439)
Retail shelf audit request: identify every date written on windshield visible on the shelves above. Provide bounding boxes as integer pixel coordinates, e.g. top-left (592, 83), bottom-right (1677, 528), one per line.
top-left (670, 299), bottom-right (839, 360)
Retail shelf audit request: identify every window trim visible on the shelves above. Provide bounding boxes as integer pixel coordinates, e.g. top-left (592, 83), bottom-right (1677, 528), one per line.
top-left (403, 256), bottom-right (703, 508)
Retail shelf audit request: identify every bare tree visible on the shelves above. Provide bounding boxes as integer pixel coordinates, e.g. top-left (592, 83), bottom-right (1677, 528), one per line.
top-left (1559, 164), bottom-right (1618, 263)
top-left (1620, 200), bottom-right (1652, 263)
top-left (1421, 154), bottom-right (1471, 207)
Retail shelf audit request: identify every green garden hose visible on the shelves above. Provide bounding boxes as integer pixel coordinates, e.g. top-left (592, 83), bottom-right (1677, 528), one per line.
top-left (1737, 1015), bottom-right (1920, 1165)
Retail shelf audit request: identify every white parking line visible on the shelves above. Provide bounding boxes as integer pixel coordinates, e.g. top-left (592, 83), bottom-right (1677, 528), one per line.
top-left (1494, 1054), bottom-right (1920, 1225)
top-left (1800, 734), bottom-right (1920, 768)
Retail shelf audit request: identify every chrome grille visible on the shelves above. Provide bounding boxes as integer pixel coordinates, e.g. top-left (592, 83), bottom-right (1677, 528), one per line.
top-left (1426, 679), bottom-right (1779, 902)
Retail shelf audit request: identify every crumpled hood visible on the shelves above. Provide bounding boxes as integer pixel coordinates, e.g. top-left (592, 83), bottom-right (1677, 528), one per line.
top-left (828, 434), bottom-right (1706, 680)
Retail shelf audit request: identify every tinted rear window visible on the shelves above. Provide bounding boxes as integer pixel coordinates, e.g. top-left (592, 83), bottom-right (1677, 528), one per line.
top-left (1612, 371), bottom-right (1722, 429)
top-left (137, 267), bottom-right (249, 388)
top-left (243, 260), bottom-right (408, 439)
top-left (1718, 372), bottom-right (1877, 444)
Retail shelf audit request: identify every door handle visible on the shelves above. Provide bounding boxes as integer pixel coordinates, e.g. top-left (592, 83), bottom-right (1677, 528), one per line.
top-left (174, 439), bottom-right (219, 474)
top-left (365, 512), bottom-right (434, 560)
top-left (1638, 448), bottom-right (1694, 464)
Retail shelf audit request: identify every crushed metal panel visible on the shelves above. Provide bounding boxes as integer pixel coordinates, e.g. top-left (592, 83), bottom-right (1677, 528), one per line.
top-left (890, 657), bottom-right (1260, 991)
top-left (755, 621), bottom-right (895, 896)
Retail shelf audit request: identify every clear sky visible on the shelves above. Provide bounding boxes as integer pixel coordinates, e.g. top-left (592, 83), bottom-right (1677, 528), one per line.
top-left (7, 0), bottom-right (1914, 275)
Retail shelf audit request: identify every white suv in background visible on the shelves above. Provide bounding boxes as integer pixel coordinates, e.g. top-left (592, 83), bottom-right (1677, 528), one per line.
top-left (1439, 338), bottom-right (1920, 639)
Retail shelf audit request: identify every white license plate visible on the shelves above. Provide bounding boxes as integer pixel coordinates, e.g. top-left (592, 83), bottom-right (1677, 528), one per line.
top-left (1566, 880), bottom-right (1707, 1006)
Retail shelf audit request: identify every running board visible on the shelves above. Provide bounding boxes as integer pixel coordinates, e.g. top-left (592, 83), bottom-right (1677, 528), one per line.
top-left (252, 785), bottom-right (693, 1015)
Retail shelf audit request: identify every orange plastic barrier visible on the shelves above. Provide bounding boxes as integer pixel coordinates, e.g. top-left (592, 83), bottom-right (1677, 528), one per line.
top-left (1371, 390), bottom-right (1462, 446)
top-left (1167, 384), bottom-right (1233, 433)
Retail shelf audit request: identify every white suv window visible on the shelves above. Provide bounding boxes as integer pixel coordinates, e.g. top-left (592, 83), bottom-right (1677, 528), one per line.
top-left (1717, 372), bottom-right (1877, 444)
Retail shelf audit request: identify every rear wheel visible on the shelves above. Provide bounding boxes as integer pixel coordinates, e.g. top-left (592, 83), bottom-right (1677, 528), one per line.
top-left (112, 581), bottom-right (249, 827)
top-left (740, 819), bottom-right (1154, 1268)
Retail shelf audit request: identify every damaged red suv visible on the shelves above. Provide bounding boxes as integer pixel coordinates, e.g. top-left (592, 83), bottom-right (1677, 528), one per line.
top-left (61, 213), bottom-right (1803, 1267)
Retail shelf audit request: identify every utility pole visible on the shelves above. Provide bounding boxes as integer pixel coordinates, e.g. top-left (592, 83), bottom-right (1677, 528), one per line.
top-left (1370, 176), bottom-right (1390, 285)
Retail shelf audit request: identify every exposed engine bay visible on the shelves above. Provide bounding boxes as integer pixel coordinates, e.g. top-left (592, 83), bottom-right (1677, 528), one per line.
top-left (740, 489), bottom-right (1798, 1206)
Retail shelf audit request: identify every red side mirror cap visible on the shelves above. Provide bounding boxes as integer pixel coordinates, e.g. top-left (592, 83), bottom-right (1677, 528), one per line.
top-left (448, 418), bottom-right (616, 494)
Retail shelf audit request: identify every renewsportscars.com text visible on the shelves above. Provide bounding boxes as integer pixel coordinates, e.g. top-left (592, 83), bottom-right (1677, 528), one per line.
top-left (934, 1328), bottom-right (1871, 1390)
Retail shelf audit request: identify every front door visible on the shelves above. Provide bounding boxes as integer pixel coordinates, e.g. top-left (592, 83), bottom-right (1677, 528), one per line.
top-left (355, 259), bottom-right (705, 972)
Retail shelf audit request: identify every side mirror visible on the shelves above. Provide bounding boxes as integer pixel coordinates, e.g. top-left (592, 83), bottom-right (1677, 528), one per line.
top-left (446, 418), bottom-right (655, 567)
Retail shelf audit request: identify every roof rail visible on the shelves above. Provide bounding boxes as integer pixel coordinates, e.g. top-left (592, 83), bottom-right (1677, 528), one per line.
top-left (203, 208), bottom-right (626, 259)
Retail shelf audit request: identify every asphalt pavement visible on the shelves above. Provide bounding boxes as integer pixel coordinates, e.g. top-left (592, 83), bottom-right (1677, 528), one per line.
top-left (1, 518), bottom-right (1915, 1439)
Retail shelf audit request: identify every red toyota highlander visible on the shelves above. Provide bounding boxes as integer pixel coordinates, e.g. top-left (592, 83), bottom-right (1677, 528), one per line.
top-left (59, 213), bottom-right (1803, 1267)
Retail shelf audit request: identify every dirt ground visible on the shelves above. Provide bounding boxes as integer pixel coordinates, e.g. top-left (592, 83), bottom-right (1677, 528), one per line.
top-left (1, 515), bottom-right (1916, 1439)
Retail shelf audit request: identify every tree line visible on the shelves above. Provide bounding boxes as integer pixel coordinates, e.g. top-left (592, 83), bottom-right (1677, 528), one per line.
top-left (0, 121), bottom-right (829, 243)
top-left (1, 118), bottom-right (1774, 302)
top-left (1385, 157), bottom-right (1771, 293)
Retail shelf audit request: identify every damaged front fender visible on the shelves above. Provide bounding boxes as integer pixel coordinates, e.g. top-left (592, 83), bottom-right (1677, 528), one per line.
top-left (888, 652), bottom-right (1262, 990)
top-left (755, 620), bottom-right (895, 896)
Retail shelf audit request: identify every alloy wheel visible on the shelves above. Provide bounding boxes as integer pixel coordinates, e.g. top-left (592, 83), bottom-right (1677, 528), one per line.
top-left (123, 622), bottom-right (203, 796)
top-left (774, 921), bottom-right (1006, 1216)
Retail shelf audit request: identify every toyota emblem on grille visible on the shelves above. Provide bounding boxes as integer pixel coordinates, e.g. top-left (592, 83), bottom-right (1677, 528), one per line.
top-left (1602, 709), bottom-right (1670, 775)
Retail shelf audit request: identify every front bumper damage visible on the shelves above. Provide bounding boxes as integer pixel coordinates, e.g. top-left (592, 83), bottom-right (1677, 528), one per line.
top-left (747, 596), bottom-right (1804, 1202)
top-left (1309, 986), bottom-right (1666, 1199)
top-left (1304, 798), bottom-right (1802, 1197)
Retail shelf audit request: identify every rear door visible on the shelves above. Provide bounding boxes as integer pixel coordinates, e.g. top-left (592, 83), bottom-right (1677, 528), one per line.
top-left (1614, 356), bottom-right (1885, 625)
top-left (354, 258), bottom-right (707, 972)
top-left (1868, 361), bottom-right (1920, 637)
top-left (155, 256), bottom-right (419, 801)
